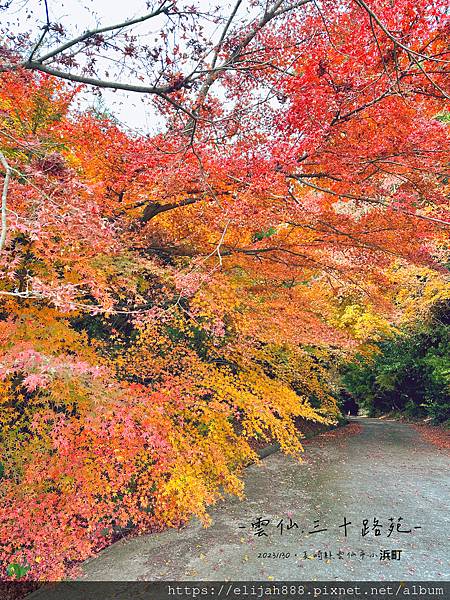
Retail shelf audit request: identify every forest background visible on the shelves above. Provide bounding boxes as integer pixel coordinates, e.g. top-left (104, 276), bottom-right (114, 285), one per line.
top-left (0, 0), bottom-right (448, 582)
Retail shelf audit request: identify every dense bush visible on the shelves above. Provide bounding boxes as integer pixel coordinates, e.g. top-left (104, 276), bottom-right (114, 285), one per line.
top-left (341, 303), bottom-right (449, 424)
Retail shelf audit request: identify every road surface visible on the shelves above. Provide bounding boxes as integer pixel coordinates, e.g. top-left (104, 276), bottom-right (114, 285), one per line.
top-left (75, 417), bottom-right (449, 582)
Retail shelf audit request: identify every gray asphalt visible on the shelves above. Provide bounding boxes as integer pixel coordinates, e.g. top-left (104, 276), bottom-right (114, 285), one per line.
top-left (71, 417), bottom-right (449, 582)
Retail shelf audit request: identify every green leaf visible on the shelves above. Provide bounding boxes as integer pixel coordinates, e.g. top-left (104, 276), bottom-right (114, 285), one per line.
top-left (252, 226), bottom-right (277, 242)
top-left (6, 563), bottom-right (30, 578)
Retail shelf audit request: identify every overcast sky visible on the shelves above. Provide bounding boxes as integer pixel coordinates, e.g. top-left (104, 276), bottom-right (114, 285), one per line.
top-left (7, 0), bottom-right (240, 133)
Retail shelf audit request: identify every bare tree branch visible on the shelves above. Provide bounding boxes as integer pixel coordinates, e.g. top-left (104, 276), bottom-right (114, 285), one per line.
top-left (287, 174), bottom-right (450, 227)
top-left (23, 60), bottom-right (184, 96)
top-left (35, 1), bottom-right (175, 64)
top-left (141, 196), bottom-right (201, 222)
top-left (353, 0), bottom-right (450, 64)
top-left (210, 0), bottom-right (243, 72)
top-left (186, 0), bottom-right (312, 130)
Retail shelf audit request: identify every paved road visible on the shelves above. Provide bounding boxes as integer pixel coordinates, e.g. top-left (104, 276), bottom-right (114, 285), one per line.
top-left (74, 418), bottom-right (449, 582)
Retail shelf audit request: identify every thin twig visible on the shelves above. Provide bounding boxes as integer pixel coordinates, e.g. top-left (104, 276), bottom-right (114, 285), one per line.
top-left (287, 174), bottom-right (450, 227)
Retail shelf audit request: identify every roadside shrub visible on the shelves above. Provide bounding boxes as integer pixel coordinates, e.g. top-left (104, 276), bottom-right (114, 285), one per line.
top-left (341, 304), bottom-right (449, 424)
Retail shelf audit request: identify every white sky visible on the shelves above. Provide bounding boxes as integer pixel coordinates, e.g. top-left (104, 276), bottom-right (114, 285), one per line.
top-left (7, 0), bottom-right (240, 133)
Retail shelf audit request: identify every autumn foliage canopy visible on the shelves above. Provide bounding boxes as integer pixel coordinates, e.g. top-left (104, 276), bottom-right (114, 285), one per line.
top-left (0, 0), bottom-right (448, 580)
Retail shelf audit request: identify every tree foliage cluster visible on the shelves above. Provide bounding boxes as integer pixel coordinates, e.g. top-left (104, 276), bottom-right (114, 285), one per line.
top-left (0, 0), bottom-right (448, 580)
top-left (341, 301), bottom-right (450, 424)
